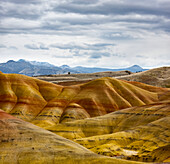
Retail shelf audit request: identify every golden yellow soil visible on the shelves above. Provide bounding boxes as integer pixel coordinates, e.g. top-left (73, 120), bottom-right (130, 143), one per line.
top-left (0, 109), bottom-right (143, 164)
top-left (50, 102), bottom-right (170, 163)
top-left (0, 72), bottom-right (168, 129)
top-left (0, 72), bottom-right (169, 163)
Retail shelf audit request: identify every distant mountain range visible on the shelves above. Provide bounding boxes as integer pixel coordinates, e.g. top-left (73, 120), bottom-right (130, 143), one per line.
top-left (72, 64), bottom-right (147, 73)
top-left (0, 59), bottom-right (148, 76)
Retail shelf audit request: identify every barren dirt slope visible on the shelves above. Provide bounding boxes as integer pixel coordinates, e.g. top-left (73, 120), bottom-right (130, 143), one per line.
top-left (0, 72), bottom-right (169, 163)
top-left (49, 102), bottom-right (170, 163)
top-left (0, 109), bottom-right (144, 164)
top-left (118, 66), bottom-right (170, 88)
top-left (0, 72), bottom-right (168, 129)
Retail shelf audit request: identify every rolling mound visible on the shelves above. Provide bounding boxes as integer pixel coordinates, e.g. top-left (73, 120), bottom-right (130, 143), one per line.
top-left (0, 72), bottom-right (169, 163)
top-left (118, 66), bottom-right (170, 88)
top-left (0, 72), bottom-right (168, 129)
top-left (36, 70), bottom-right (132, 86)
top-left (35, 66), bottom-right (170, 88)
top-left (0, 109), bottom-right (143, 164)
top-left (49, 102), bottom-right (170, 163)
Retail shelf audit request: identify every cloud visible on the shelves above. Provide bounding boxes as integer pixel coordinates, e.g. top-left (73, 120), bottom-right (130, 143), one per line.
top-left (9, 46), bottom-right (17, 49)
top-left (55, 0), bottom-right (170, 17)
top-left (0, 44), bottom-right (17, 49)
top-left (39, 44), bottom-right (49, 50)
top-left (50, 42), bottom-right (115, 50)
top-left (0, 0), bottom-right (169, 35)
top-left (71, 0), bottom-right (99, 5)
top-left (0, 0), bottom-right (170, 68)
top-left (24, 43), bottom-right (49, 50)
top-left (50, 43), bottom-right (82, 50)
top-left (89, 52), bottom-right (110, 59)
top-left (136, 55), bottom-right (145, 58)
top-left (52, 55), bottom-right (73, 58)
top-left (0, 18), bottom-right (41, 35)
top-left (0, 1), bottom-right (44, 21)
top-left (2, 0), bottom-right (41, 4)
top-left (24, 44), bottom-right (39, 50)
top-left (0, 44), bottom-right (7, 48)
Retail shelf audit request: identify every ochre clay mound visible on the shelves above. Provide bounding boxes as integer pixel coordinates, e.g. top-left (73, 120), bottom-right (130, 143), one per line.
top-left (0, 72), bottom-right (169, 163)
top-left (0, 73), bottom-right (169, 125)
top-left (0, 109), bottom-right (144, 164)
top-left (0, 73), bottom-right (169, 129)
top-left (50, 102), bottom-right (170, 163)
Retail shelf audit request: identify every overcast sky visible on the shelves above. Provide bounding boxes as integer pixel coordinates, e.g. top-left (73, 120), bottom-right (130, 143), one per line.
top-left (0, 0), bottom-right (170, 68)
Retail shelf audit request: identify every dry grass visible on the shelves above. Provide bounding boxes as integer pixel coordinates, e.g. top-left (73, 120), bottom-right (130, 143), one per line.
top-left (117, 67), bottom-right (170, 88)
top-left (34, 67), bottom-right (170, 88)
top-left (35, 71), bottom-right (132, 85)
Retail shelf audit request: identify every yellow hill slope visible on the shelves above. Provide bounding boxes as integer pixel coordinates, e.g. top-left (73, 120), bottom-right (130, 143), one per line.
top-left (0, 73), bottom-right (168, 129)
top-left (49, 102), bottom-right (170, 163)
top-left (0, 109), bottom-right (145, 164)
top-left (0, 72), bottom-right (169, 163)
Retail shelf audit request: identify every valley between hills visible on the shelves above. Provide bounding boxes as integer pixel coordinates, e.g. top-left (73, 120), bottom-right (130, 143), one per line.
top-left (0, 66), bottom-right (169, 163)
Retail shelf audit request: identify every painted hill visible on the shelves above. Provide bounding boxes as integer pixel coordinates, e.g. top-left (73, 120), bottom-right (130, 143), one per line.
top-left (118, 66), bottom-right (170, 88)
top-left (0, 109), bottom-right (142, 164)
top-left (0, 72), bottom-right (169, 163)
top-left (49, 102), bottom-right (170, 163)
top-left (0, 72), bottom-right (168, 128)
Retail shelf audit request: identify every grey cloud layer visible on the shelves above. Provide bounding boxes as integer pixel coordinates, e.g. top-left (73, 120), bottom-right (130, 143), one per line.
top-left (0, 44), bottom-right (17, 49)
top-left (24, 43), bottom-right (49, 50)
top-left (0, 0), bottom-right (170, 67)
top-left (50, 43), bottom-right (114, 50)
top-left (2, 0), bottom-right (41, 4)
top-left (56, 0), bottom-right (170, 17)
top-left (0, 0), bottom-right (170, 34)
top-left (0, 44), bottom-right (6, 48)
top-left (89, 52), bottom-right (110, 59)
top-left (24, 42), bottom-right (114, 59)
